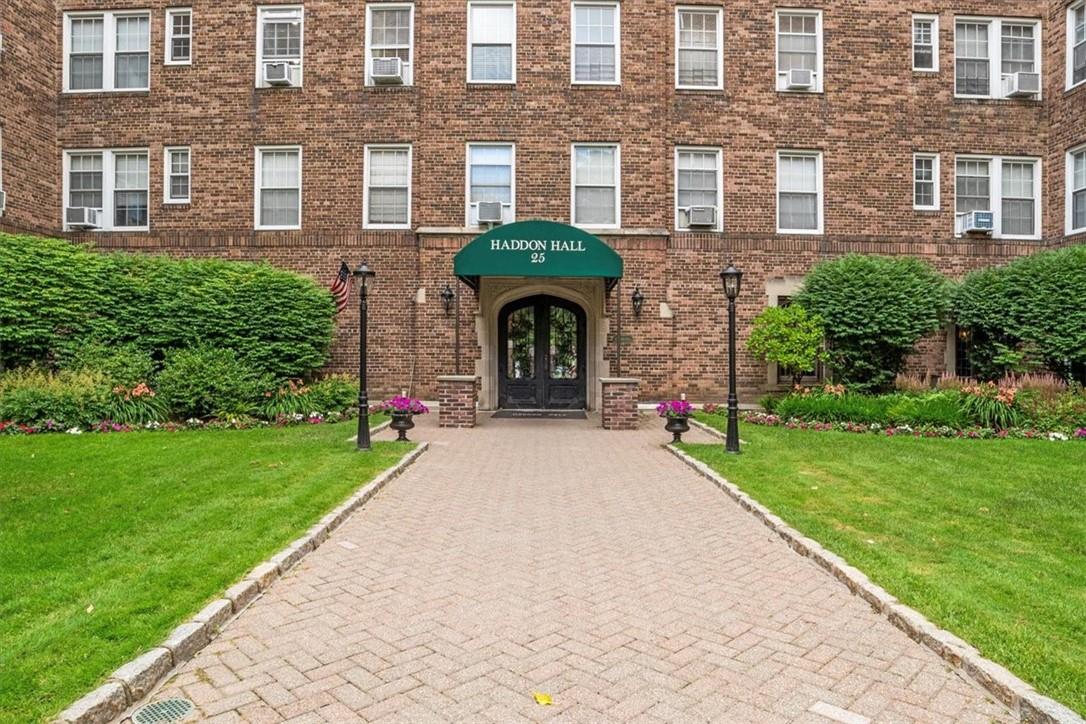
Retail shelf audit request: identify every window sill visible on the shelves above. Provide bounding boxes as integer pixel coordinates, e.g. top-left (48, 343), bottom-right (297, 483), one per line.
top-left (571, 82), bottom-right (622, 88)
top-left (163, 201), bottom-right (191, 207)
top-left (953, 96), bottom-right (1043, 103)
top-left (675, 86), bottom-right (724, 93)
top-left (467, 81), bottom-right (516, 87)
top-left (62, 90), bottom-right (150, 97)
top-left (913, 207), bottom-right (941, 213)
top-left (1065, 80), bottom-right (1086, 94)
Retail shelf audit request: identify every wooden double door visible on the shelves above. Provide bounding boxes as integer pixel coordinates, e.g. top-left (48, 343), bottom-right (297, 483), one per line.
top-left (498, 295), bottom-right (587, 410)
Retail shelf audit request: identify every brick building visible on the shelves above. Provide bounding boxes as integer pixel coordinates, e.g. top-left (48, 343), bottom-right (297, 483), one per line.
top-left (0, 0), bottom-right (1084, 408)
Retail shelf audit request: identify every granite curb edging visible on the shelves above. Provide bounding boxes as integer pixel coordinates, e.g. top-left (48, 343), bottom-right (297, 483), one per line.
top-left (52, 441), bottom-right (430, 724)
top-left (666, 434), bottom-right (1083, 724)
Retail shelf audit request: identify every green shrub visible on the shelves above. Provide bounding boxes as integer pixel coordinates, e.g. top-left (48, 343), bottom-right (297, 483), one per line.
top-left (954, 245), bottom-right (1086, 382)
top-left (307, 375), bottom-right (358, 416)
top-left (0, 369), bottom-right (112, 428)
top-left (1017, 389), bottom-right (1086, 430)
top-left (886, 392), bottom-right (965, 428)
top-left (156, 347), bottom-right (270, 419)
top-left (0, 233), bottom-right (335, 378)
top-left (59, 342), bottom-right (156, 386)
top-left (758, 393), bottom-right (783, 413)
top-left (746, 306), bottom-right (826, 387)
top-left (795, 255), bottom-right (949, 392)
top-left (775, 392), bottom-right (893, 425)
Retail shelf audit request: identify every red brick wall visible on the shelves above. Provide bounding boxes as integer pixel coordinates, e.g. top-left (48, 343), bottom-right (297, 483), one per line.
top-left (601, 379), bottom-right (640, 431)
top-left (3, 0), bottom-right (1084, 401)
top-left (0, 0), bottom-right (58, 235)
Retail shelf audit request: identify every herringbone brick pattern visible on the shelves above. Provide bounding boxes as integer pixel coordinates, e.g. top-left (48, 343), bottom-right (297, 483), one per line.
top-left (141, 416), bottom-right (1010, 723)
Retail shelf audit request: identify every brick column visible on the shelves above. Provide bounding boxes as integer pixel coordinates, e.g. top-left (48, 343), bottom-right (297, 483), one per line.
top-left (438, 376), bottom-right (479, 428)
top-left (600, 378), bottom-right (640, 430)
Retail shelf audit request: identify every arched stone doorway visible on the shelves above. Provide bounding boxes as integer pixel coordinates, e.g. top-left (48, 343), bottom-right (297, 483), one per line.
top-left (497, 295), bottom-right (587, 409)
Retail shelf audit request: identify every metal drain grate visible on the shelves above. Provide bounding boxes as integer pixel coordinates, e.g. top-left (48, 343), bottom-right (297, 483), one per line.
top-left (131, 698), bottom-right (194, 724)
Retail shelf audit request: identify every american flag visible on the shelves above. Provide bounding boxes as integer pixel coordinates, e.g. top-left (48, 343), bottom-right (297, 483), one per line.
top-left (330, 261), bottom-right (352, 314)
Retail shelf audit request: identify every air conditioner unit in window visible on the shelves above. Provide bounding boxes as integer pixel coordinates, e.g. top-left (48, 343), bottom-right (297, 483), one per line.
top-left (957, 210), bottom-right (994, 235)
top-left (786, 68), bottom-right (814, 90)
top-left (686, 206), bottom-right (717, 228)
top-left (1003, 71), bottom-right (1041, 98)
top-left (477, 201), bottom-right (504, 224)
top-left (371, 57), bottom-right (404, 84)
top-left (66, 207), bottom-right (102, 230)
top-left (263, 61), bottom-right (300, 87)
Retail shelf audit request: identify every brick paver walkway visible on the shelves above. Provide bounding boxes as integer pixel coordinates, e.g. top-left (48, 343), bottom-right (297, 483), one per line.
top-left (143, 415), bottom-right (1010, 723)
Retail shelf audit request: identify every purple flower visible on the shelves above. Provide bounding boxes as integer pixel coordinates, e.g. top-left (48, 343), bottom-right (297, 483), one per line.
top-left (379, 396), bottom-right (430, 415)
top-left (656, 400), bottom-right (693, 418)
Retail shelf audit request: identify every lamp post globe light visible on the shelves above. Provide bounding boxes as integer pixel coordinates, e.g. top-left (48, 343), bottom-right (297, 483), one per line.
top-left (720, 263), bottom-right (743, 454)
top-left (354, 262), bottom-right (376, 452)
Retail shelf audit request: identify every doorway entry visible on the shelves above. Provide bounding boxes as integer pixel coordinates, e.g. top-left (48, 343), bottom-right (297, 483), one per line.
top-left (498, 295), bottom-right (587, 409)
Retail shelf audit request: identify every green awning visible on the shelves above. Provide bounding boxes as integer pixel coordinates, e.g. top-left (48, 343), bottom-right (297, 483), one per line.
top-left (454, 220), bottom-right (623, 291)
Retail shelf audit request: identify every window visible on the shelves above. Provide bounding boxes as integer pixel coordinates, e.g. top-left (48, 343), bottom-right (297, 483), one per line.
top-left (165, 8), bottom-right (192, 65)
top-left (913, 153), bottom-right (940, 210)
top-left (364, 145), bottom-right (412, 228)
top-left (256, 6), bottom-right (303, 88)
top-left (955, 156), bottom-right (1040, 238)
top-left (164, 147), bottom-right (191, 204)
top-left (255, 147), bottom-right (301, 230)
top-left (571, 144), bottom-right (619, 228)
top-left (63, 149), bottom-right (149, 230)
top-left (0, 128), bottom-right (6, 217)
top-left (954, 18), bottom-right (1040, 98)
top-left (776, 10), bottom-right (822, 92)
top-left (912, 15), bottom-right (938, 71)
top-left (675, 147), bottom-right (722, 230)
top-left (1069, 2), bottom-right (1086, 89)
top-left (468, 2), bottom-right (516, 83)
top-left (64, 12), bottom-right (150, 92)
top-left (675, 7), bottom-right (722, 89)
top-left (572, 2), bottom-right (619, 84)
top-left (1068, 146), bottom-right (1086, 234)
top-left (775, 296), bottom-right (822, 384)
top-left (366, 4), bottom-right (414, 85)
top-left (466, 143), bottom-right (514, 226)
top-left (777, 151), bottom-right (822, 234)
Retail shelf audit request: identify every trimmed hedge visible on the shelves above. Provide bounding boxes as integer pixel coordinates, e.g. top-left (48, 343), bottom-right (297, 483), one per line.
top-left (954, 244), bottom-right (1086, 382)
top-left (0, 233), bottom-right (336, 378)
top-left (795, 254), bottom-right (949, 392)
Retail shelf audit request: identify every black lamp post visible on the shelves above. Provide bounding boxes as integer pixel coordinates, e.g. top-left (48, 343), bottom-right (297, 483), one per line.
top-left (631, 287), bottom-right (645, 317)
top-left (354, 261), bottom-right (376, 451)
top-left (720, 263), bottom-right (743, 454)
top-left (440, 284), bottom-right (456, 316)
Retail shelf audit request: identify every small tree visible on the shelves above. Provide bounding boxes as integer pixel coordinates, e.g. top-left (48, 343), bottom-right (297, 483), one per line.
top-left (747, 305), bottom-right (826, 387)
top-left (795, 254), bottom-right (949, 392)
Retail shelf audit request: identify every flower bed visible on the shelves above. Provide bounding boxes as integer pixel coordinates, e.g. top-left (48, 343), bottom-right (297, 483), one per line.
top-left (734, 411), bottom-right (1086, 442)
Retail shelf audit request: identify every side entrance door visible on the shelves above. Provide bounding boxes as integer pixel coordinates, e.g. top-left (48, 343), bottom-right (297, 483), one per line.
top-left (498, 295), bottom-right (587, 409)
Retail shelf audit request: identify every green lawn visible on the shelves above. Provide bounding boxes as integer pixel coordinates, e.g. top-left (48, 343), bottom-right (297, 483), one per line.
top-left (684, 417), bottom-right (1086, 716)
top-left (0, 424), bottom-right (409, 724)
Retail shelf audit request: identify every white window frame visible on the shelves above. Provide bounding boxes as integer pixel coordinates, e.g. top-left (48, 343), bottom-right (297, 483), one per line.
top-left (465, 143), bottom-right (516, 227)
top-left (913, 153), bottom-right (940, 211)
top-left (912, 14), bottom-right (939, 72)
top-left (363, 144), bottom-right (413, 230)
top-left (1068, 1), bottom-right (1086, 90)
top-left (570, 143), bottom-right (621, 230)
top-left (467, 1), bottom-right (517, 84)
top-left (953, 16), bottom-right (1042, 99)
top-left (775, 9), bottom-right (823, 93)
top-left (954, 154), bottom-right (1042, 240)
top-left (256, 5), bottom-right (304, 89)
top-left (674, 146), bottom-right (723, 231)
top-left (63, 10), bottom-right (152, 93)
top-left (62, 148), bottom-right (151, 232)
top-left (776, 149), bottom-right (823, 235)
top-left (674, 6), bottom-right (723, 91)
top-left (570, 1), bottom-right (620, 85)
top-left (254, 145), bottom-right (302, 231)
top-left (365, 3), bottom-right (415, 86)
top-left (165, 8), bottom-right (192, 65)
top-left (1067, 144), bottom-right (1086, 235)
top-left (0, 127), bottom-right (6, 217)
top-left (164, 146), bottom-right (191, 204)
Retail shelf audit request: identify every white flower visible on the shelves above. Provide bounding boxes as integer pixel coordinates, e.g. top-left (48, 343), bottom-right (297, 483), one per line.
top-left (66, 427), bottom-right (82, 435)
top-left (309, 412), bottom-right (322, 418)
top-left (1047, 432), bottom-right (1069, 441)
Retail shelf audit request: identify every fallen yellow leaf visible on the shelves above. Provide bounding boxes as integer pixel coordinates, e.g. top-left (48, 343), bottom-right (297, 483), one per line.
top-left (533, 692), bottom-right (553, 706)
